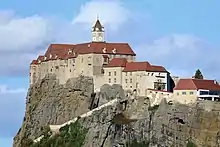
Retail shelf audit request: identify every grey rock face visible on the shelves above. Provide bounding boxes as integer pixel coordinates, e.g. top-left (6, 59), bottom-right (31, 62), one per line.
top-left (13, 75), bottom-right (94, 147)
top-left (13, 74), bottom-right (220, 147)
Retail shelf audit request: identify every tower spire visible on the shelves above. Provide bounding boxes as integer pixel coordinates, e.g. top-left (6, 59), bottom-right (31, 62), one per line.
top-left (92, 17), bottom-right (105, 42)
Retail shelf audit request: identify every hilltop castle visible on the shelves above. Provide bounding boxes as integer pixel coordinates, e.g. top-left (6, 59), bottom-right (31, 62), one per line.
top-left (30, 19), bottom-right (172, 96)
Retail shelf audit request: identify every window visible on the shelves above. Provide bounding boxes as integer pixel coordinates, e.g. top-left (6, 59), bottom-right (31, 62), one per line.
top-left (114, 71), bottom-right (116, 76)
top-left (130, 79), bottom-right (132, 83)
top-left (190, 91), bottom-right (194, 95)
top-left (70, 69), bottom-right (71, 72)
top-left (125, 79), bottom-right (128, 83)
top-left (177, 92), bottom-right (179, 96)
top-left (125, 72), bottom-right (128, 76)
top-left (109, 78), bottom-right (111, 83)
top-left (151, 73), bottom-right (154, 76)
top-left (109, 72), bottom-right (111, 76)
top-left (104, 58), bottom-right (107, 62)
top-left (51, 69), bottom-right (52, 72)
top-left (88, 57), bottom-right (91, 63)
top-left (182, 92), bottom-right (186, 95)
top-left (114, 78), bottom-right (116, 83)
top-left (81, 58), bottom-right (83, 63)
top-left (130, 72), bottom-right (132, 76)
top-left (130, 85), bottom-right (132, 88)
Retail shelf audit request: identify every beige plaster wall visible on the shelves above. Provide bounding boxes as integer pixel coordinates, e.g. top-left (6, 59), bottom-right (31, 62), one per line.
top-left (173, 90), bottom-right (198, 104)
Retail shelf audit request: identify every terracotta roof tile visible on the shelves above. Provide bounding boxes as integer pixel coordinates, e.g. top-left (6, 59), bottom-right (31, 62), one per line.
top-left (104, 58), bottom-right (168, 73)
top-left (174, 79), bottom-right (220, 91)
top-left (123, 62), bottom-right (150, 72)
top-left (104, 58), bottom-right (127, 67)
top-left (43, 44), bottom-right (75, 61)
top-left (148, 65), bottom-right (168, 72)
top-left (123, 62), bottom-right (167, 72)
top-left (35, 42), bottom-right (135, 64)
top-left (37, 56), bottom-right (44, 61)
top-left (73, 42), bottom-right (136, 55)
top-left (30, 60), bottom-right (39, 65)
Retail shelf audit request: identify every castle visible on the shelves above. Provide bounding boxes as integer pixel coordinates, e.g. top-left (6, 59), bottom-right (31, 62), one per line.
top-left (30, 18), bottom-right (172, 96)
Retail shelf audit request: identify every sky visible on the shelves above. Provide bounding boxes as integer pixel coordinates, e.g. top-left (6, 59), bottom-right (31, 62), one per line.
top-left (0, 0), bottom-right (219, 146)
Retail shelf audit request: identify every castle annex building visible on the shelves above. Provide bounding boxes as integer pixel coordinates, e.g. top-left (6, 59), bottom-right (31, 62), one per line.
top-left (30, 19), bottom-right (171, 96)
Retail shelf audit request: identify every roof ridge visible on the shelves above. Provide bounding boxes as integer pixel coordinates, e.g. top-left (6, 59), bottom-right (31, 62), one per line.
top-left (190, 79), bottom-right (198, 90)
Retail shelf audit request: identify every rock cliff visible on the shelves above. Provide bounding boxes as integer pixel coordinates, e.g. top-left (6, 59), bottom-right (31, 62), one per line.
top-left (13, 75), bottom-right (220, 147)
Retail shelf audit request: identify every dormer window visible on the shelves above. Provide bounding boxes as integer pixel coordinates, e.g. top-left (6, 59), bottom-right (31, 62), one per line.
top-left (88, 44), bottom-right (90, 47)
top-left (68, 49), bottom-right (72, 54)
top-left (49, 54), bottom-right (52, 59)
top-left (55, 54), bottom-right (58, 59)
top-left (44, 56), bottom-right (47, 60)
top-left (112, 48), bottom-right (117, 54)
top-left (102, 48), bottom-right (106, 53)
top-left (95, 28), bottom-right (99, 31)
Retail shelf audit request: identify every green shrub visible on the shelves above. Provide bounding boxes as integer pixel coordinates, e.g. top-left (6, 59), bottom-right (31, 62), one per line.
top-left (186, 139), bottom-right (197, 147)
top-left (30, 120), bottom-right (88, 147)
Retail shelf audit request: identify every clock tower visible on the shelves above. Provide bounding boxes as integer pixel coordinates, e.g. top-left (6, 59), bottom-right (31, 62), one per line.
top-left (92, 18), bottom-right (104, 42)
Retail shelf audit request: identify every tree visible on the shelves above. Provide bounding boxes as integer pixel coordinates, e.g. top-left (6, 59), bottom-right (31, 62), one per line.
top-left (194, 69), bottom-right (203, 79)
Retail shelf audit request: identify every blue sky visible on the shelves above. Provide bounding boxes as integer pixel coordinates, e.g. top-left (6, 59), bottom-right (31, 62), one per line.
top-left (0, 0), bottom-right (219, 146)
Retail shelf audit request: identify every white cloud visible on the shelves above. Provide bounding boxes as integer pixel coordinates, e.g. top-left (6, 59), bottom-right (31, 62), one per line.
top-left (0, 0), bottom-right (132, 76)
top-left (0, 11), bottom-right (52, 52)
top-left (0, 85), bottom-right (26, 94)
top-left (135, 34), bottom-right (220, 79)
top-left (72, 0), bottom-right (131, 31)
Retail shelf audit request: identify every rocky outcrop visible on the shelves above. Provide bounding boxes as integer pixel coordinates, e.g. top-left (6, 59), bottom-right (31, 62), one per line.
top-left (13, 74), bottom-right (220, 147)
top-left (13, 74), bottom-right (95, 147)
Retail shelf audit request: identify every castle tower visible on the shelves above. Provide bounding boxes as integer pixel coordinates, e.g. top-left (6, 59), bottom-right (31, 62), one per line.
top-left (92, 17), bottom-right (104, 42)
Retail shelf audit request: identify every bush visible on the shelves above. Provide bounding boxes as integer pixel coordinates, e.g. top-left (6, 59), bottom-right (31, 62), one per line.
top-left (30, 120), bottom-right (88, 147)
top-left (186, 139), bottom-right (196, 147)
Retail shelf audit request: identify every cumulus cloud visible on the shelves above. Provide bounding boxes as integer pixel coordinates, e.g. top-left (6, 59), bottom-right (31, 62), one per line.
top-left (0, 11), bottom-right (53, 53)
top-left (72, 0), bottom-right (131, 31)
top-left (0, 0), bottom-right (133, 76)
top-left (135, 34), bottom-right (220, 79)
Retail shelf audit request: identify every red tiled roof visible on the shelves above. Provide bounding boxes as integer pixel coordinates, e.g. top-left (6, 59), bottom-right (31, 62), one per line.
top-left (104, 58), bottom-right (127, 67)
top-left (104, 58), bottom-right (168, 72)
top-left (174, 79), bottom-right (220, 91)
top-left (30, 60), bottom-right (39, 65)
top-left (37, 56), bottom-right (44, 61)
top-left (123, 62), bottom-right (167, 72)
top-left (148, 65), bottom-right (167, 72)
top-left (31, 42), bottom-right (136, 64)
top-left (44, 44), bottom-right (76, 60)
top-left (123, 62), bottom-right (150, 72)
top-left (73, 42), bottom-right (135, 55)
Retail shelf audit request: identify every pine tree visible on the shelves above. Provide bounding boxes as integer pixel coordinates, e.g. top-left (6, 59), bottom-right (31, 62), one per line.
top-left (194, 69), bottom-right (203, 79)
